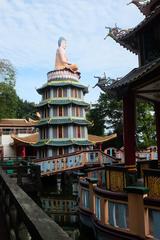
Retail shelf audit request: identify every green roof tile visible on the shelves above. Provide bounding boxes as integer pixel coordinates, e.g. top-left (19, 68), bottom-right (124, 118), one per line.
top-left (37, 81), bottom-right (88, 94)
top-left (36, 99), bottom-right (89, 108)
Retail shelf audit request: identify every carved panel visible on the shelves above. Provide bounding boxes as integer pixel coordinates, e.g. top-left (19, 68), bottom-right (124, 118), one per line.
top-left (109, 171), bottom-right (124, 192)
top-left (146, 176), bottom-right (160, 199)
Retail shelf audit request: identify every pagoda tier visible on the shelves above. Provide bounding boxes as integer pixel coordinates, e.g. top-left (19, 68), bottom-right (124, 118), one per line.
top-left (35, 69), bottom-right (93, 158)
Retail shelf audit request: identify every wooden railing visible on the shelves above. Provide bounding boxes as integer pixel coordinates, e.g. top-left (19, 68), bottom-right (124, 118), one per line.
top-left (34, 150), bottom-right (115, 176)
top-left (0, 168), bottom-right (71, 240)
top-left (79, 177), bottom-right (160, 240)
top-left (0, 159), bottom-right (41, 193)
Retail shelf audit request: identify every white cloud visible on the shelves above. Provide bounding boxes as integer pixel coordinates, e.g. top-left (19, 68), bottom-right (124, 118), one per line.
top-left (0, 0), bottom-right (144, 102)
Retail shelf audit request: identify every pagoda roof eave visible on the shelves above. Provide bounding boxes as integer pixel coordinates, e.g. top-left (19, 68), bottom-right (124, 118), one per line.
top-left (11, 133), bottom-right (39, 145)
top-left (33, 139), bottom-right (93, 147)
top-left (105, 57), bottom-right (160, 99)
top-left (36, 99), bottom-right (89, 108)
top-left (88, 133), bottom-right (117, 144)
top-left (112, 5), bottom-right (160, 54)
top-left (36, 118), bottom-right (91, 127)
top-left (37, 81), bottom-right (88, 94)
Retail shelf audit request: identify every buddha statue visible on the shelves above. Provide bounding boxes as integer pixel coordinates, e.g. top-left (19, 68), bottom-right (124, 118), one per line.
top-left (55, 37), bottom-right (79, 73)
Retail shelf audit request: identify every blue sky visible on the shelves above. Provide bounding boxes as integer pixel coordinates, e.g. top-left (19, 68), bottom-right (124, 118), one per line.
top-left (0, 0), bottom-right (144, 104)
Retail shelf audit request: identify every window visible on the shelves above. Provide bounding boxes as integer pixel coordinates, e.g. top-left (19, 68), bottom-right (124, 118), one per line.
top-left (95, 197), bottom-right (101, 220)
top-left (75, 89), bottom-right (78, 98)
top-left (59, 106), bottom-right (63, 116)
top-left (58, 126), bottom-right (63, 138)
top-left (58, 147), bottom-right (63, 155)
top-left (44, 108), bottom-right (49, 118)
top-left (77, 126), bottom-right (81, 138)
top-left (58, 88), bottom-right (63, 97)
top-left (41, 128), bottom-right (48, 139)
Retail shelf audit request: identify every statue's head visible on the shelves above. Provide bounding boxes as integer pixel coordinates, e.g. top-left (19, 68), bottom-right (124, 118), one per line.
top-left (58, 37), bottom-right (66, 49)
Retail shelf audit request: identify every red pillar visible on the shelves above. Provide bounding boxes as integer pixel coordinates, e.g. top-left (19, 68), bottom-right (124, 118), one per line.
top-left (22, 146), bottom-right (26, 158)
top-left (123, 92), bottom-right (136, 167)
top-left (99, 143), bottom-right (102, 151)
top-left (154, 102), bottom-right (160, 166)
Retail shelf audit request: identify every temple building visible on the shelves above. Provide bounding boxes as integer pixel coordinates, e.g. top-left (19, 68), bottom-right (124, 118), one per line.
top-left (78, 2), bottom-right (160, 240)
top-left (98, 0), bottom-right (160, 169)
top-left (0, 119), bottom-right (36, 158)
top-left (34, 69), bottom-right (93, 158)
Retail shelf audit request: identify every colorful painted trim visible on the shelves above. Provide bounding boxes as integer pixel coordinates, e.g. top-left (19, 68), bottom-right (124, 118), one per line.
top-left (33, 139), bottom-right (92, 147)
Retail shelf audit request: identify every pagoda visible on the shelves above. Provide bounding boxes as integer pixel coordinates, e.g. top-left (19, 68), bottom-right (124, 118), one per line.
top-left (34, 38), bottom-right (92, 158)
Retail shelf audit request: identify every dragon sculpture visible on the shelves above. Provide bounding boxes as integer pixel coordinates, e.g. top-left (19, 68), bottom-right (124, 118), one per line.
top-left (93, 73), bottom-right (120, 92)
top-left (104, 24), bottom-right (131, 41)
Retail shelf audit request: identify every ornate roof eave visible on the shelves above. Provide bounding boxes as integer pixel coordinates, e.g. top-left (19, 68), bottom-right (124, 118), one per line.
top-left (104, 26), bottom-right (138, 54)
top-left (33, 139), bottom-right (93, 147)
top-left (36, 118), bottom-right (91, 127)
top-left (36, 82), bottom-right (88, 95)
top-left (102, 57), bottom-right (160, 98)
top-left (128, 0), bottom-right (160, 16)
top-left (36, 99), bottom-right (89, 108)
top-left (88, 133), bottom-right (117, 144)
top-left (105, 5), bottom-right (160, 54)
top-left (114, 5), bottom-right (160, 48)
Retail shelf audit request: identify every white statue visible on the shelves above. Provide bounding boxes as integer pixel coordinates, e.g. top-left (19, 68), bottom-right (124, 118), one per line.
top-left (55, 37), bottom-right (78, 73)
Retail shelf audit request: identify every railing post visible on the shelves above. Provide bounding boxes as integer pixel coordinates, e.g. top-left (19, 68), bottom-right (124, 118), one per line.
top-left (125, 186), bottom-right (149, 238)
top-left (100, 198), bottom-right (108, 225)
top-left (86, 178), bottom-right (98, 213)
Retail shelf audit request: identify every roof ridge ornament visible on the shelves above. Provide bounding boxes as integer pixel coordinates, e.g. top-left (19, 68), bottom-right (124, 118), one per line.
top-left (93, 73), bottom-right (121, 92)
top-left (104, 24), bottom-right (131, 41)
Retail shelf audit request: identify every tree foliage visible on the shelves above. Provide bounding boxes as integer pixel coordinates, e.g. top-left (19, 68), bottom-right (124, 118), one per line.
top-left (136, 100), bottom-right (156, 149)
top-left (0, 59), bottom-right (16, 87)
top-left (0, 59), bottom-right (35, 120)
top-left (87, 92), bottom-right (156, 149)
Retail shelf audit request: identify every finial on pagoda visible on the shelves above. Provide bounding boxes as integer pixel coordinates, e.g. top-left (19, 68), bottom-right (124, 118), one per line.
top-left (104, 24), bottom-right (131, 41)
top-left (54, 36), bottom-right (79, 73)
top-left (127, 0), bottom-right (151, 16)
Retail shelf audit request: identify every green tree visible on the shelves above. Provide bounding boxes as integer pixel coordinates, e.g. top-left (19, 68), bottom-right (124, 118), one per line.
top-left (0, 82), bottom-right (18, 119)
top-left (88, 92), bottom-right (156, 149)
top-left (0, 59), bottom-right (16, 87)
top-left (0, 59), bottom-right (36, 120)
top-left (87, 106), bottom-right (106, 136)
top-left (16, 98), bottom-right (36, 119)
top-left (136, 99), bottom-right (156, 149)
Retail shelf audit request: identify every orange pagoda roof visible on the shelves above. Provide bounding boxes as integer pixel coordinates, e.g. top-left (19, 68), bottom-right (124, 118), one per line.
top-left (88, 133), bottom-right (117, 144)
top-left (11, 133), bottom-right (39, 145)
top-left (11, 133), bottom-right (117, 146)
top-left (0, 118), bottom-right (37, 127)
